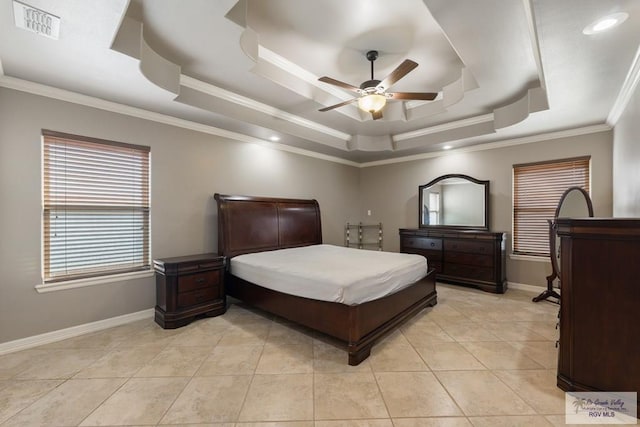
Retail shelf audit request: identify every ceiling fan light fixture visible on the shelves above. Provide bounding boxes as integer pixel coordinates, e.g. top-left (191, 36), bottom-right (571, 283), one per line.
top-left (358, 94), bottom-right (386, 113)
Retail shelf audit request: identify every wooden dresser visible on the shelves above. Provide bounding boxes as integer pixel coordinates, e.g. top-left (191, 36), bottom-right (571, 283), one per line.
top-left (400, 228), bottom-right (507, 293)
top-left (154, 254), bottom-right (226, 328)
top-left (556, 218), bottom-right (640, 402)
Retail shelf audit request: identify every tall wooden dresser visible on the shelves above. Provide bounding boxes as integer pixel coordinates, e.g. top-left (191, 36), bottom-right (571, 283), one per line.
top-left (399, 228), bottom-right (507, 293)
top-left (556, 218), bottom-right (640, 404)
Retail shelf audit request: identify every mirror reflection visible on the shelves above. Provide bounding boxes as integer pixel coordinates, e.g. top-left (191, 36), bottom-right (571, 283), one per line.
top-left (419, 174), bottom-right (489, 230)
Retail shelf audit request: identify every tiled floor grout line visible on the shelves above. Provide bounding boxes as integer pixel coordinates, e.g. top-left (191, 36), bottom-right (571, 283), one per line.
top-left (75, 376), bottom-right (132, 427)
top-left (232, 319), bottom-right (268, 424)
top-left (153, 333), bottom-right (218, 426)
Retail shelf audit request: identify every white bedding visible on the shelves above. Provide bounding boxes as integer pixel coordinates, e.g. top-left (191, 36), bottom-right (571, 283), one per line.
top-left (230, 244), bottom-right (428, 305)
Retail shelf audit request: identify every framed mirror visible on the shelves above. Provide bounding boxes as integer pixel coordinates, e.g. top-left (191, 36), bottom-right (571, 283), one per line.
top-left (550, 186), bottom-right (594, 276)
top-left (533, 186), bottom-right (594, 303)
top-left (419, 174), bottom-right (490, 230)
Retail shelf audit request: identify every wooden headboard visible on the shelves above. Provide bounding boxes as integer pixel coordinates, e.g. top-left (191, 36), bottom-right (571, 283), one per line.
top-left (214, 194), bottom-right (322, 259)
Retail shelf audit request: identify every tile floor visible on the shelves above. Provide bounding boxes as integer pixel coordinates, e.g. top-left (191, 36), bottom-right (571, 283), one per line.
top-left (0, 283), bottom-right (601, 426)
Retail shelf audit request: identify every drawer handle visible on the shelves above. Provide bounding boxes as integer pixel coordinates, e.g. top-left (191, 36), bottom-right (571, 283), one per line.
top-left (196, 278), bottom-right (205, 284)
top-left (430, 242), bottom-right (435, 247)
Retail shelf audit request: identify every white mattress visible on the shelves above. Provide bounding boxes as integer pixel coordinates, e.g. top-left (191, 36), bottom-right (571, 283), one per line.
top-left (230, 244), bottom-right (428, 305)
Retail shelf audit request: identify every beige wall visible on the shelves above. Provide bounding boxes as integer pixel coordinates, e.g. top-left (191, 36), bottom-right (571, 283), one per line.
top-left (0, 88), bottom-right (360, 344)
top-left (613, 81), bottom-right (640, 216)
top-left (359, 131), bottom-right (613, 287)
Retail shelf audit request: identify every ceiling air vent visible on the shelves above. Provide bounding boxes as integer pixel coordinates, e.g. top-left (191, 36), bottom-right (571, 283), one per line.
top-left (13, 1), bottom-right (60, 40)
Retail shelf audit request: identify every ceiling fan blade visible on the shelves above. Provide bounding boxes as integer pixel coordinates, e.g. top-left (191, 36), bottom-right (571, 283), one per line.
top-left (318, 97), bottom-right (358, 112)
top-left (376, 59), bottom-right (418, 91)
top-left (371, 110), bottom-right (383, 120)
top-left (388, 92), bottom-right (438, 101)
top-left (318, 77), bottom-right (361, 93)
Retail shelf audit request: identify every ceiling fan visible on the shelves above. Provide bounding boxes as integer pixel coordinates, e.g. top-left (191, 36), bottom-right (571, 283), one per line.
top-left (318, 50), bottom-right (438, 120)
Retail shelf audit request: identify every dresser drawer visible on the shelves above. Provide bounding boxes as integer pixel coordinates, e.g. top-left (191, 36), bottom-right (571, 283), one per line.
top-left (444, 252), bottom-right (493, 267)
top-left (429, 261), bottom-right (442, 274)
top-left (400, 249), bottom-right (442, 273)
top-left (443, 263), bottom-right (494, 282)
top-left (401, 247), bottom-right (442, 261)
top-left (178, 270), bottom-right (221, 293)
top-left (402, 236), bottom-right (443, 250)
top-left (444, 239), bottom-right (492, 254)
top-left (177, 286), bottom-right (218, 308)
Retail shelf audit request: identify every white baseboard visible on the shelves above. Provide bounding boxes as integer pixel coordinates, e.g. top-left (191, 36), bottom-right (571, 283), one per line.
top-left (508, 281), bottom-right (547, 294)
top-left (0, 308), bottom-right (155, 355)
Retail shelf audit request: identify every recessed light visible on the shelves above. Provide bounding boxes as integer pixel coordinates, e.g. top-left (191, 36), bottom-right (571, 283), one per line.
top-left (583, 12), bottom-right (628, 35)
top-left (443, 145), bottom-right (452, 150)
top-left (269, 136), bottom-right (280, 142)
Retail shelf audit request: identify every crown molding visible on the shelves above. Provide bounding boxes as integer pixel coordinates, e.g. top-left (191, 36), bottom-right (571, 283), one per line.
top-left (180, 75), bottom-right (351, 141)
top-left (393, 114), bottom-right (494, 142)
top-left (0, 74), bottom-right (360, 167)
top-left (607, 43), bottom-right (640, 126)
top-left (361, 123), bottom-right (611, 168)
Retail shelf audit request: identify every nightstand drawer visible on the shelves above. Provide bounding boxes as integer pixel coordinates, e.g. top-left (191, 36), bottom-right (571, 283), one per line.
top-left (178, 270), bottom-right (221, 293)
top-left (178, 259), bottom-right (224, 273)
top-left (177, 286), bottom-right (218, 308)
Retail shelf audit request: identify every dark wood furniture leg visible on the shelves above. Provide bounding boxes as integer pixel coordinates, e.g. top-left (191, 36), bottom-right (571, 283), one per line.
top-left (532, 272), bottom-right (560, 303)
top-left (533, 219), bottom-right (560, 304)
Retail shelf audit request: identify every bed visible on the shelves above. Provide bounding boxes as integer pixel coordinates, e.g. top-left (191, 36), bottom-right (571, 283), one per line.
top-left (214, 193), bottom-right (437, 365)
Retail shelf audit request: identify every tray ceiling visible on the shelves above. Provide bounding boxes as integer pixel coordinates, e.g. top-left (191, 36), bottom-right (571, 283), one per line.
top-left (1, 0), bottom-right (639, 164)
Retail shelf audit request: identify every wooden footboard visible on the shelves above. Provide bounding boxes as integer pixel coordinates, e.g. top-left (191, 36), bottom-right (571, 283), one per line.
top-left (226, 268), bottom-right (437, 365)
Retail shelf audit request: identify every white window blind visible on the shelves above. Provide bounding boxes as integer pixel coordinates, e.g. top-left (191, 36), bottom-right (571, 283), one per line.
top-left (43, 130), bottom-right (150, 283)
top-left (513, 156), bottom-right (590, 256)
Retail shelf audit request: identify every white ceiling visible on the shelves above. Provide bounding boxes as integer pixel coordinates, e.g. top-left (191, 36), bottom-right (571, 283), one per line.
top-left (1, 0), bottom-right (639, 164)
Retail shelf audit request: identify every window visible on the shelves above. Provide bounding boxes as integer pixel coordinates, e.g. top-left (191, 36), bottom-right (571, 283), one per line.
top-left (513, 156), bottom-right (590, 256)
top-left (42, 130), bottom-right (150, 283)
top-left (428, 192), bottom-right (440, 225)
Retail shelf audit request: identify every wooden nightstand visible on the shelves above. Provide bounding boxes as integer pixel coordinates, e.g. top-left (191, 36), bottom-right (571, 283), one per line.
top-left (153, 254), bottom-right (226, 328)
